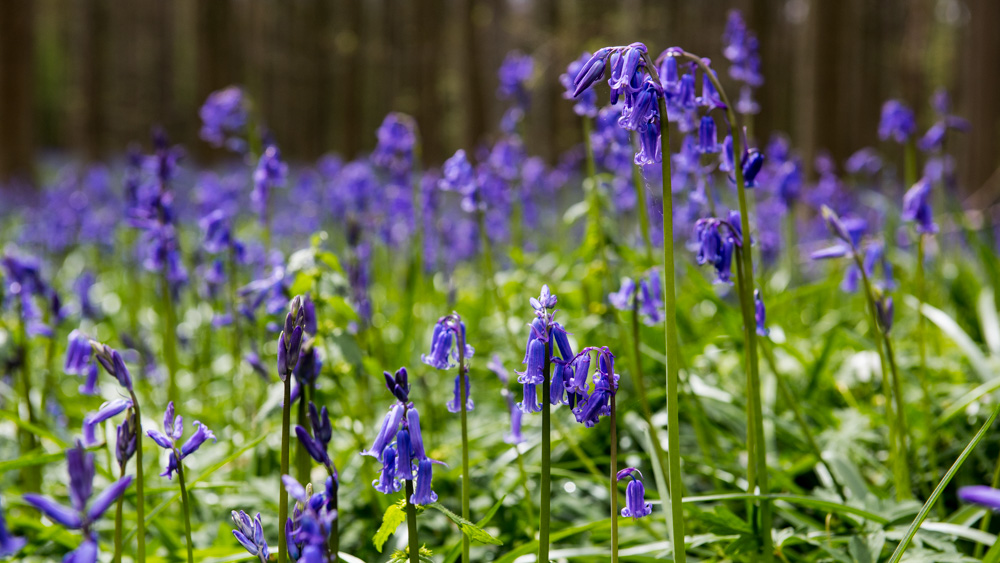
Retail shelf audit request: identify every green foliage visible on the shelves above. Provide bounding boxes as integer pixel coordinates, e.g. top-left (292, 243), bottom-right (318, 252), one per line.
top-left (374, 500), bottom-right (408, 553)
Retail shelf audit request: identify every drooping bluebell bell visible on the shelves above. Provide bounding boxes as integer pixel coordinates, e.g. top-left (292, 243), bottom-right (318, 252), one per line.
top-left (65, 330), bottom-right (99, 395)
top-left (697, 115), bottom-right (720, 154)
top-left (608, 271), bottom-right (664, 325)
top-left (252, 144), bottom-right (288, 223)
top-left (372, 112), bottom-right (418, 177)
top-left (283, 475), bottom-right (338, 561)
top-left (571, 347), bottom-right (620, 428)
top-left (878, 100), bottom-right (916, 143)
top-left (199, 86), bottom-right (250, 152)
top-left (722, 10), bottom-right (763, 116)
top-left (919, 89), bottom-right (970, 152)
top-left (959, 485), bottom-right (1000, 511)
top-left (489, 355), bottom-right (525, 445)
top-left (295, 402), bottom-right (336, 476)
top-left (373, 445), bottom-right (402, 494)
top-left (694, 214), bottom-right (743, 283)
top-left (232, 510), bottom-right (270, 563)
top-left (147, 402), bottom-right (216, 479)
top-left (410, 458), bottom-right (439, 505)
top-left (82, 398), bottom-right (132, 447)
top-left (902, 177), bottom-right (937, 234)
top-left (0, 499), bottom-right (26, 557)
top-left (561, 52), bottom-right (598, 118)
top-left (116, 410), bottom-right (138, 470)
top-left (845, 147), bottom-right (883, 177)
top-left (23, 442), bottom-right (132, 560)
top-left (617, 468), bottom-right (653, 519)
top-left (90, 341), bottom-right (134, 391)
top-left (754, 290), bottom-right (769, 337)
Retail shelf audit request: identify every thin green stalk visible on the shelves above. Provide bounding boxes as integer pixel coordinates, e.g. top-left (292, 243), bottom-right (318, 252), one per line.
top-left (581, 117), bottom-right (608, 269)
top-left (853, 254), bottom-right (911, 499)
top-left (278, 375), bottom-right (292, 563)
top-left (458, 339), bottom-right (471, 563)
top-left (328, 476), bottom-right (340, 560)
top-left (114, 472), bottom-right (124, 563)
top-left (538, 336), bottom-right (553, 563)
top-left (630, 155), bottom-right (655, 264)
top-left (914, 234), bottom-right (939, 483)
top-left (650, 71), bottom-right (687, 563)
top-left (610, 396), bottom-right (619, 563)
top-left (130, 392), bottom-right (146, 562)
top-left (883, 335), bottom-right (911, 491)
top-left (227, 246), bottom-right (243, 403)
top-left (405, 479), bottom-right (419, 563)
top-left (784, 208), bottom-right (797, 284)
top-left (887, 402), bottom-right (1000, 562)
top-left (296, 384), bottom-right (312, 483)
top-left (974, 447), bottom-right (1000, 558)
top-left (176, 458), bottom-right (195, 563)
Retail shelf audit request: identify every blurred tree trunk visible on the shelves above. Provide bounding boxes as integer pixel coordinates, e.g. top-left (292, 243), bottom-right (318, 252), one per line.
top-left (960, 0), bottom-right (1000, 195)
top-left (462, 0), bottom-right (487, 149)
top-left (195, 0), bottom-right (237, 159)
top-left (0, 0), bottom-right (36, 186)
top-left (70, 0), bottom-right (109, 162)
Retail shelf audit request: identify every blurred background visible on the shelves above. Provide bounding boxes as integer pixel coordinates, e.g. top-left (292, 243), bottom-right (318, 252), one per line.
top-left (0, 0), bottom-right (997, 196)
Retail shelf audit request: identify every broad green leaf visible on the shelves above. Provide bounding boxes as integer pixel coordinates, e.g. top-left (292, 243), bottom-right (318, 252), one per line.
top-left (907, 297), bottom-right (992, 381)
top-left (374, 500), bottom-right (407, 553)
top-left (979, 289), bottom-right (1000, 355)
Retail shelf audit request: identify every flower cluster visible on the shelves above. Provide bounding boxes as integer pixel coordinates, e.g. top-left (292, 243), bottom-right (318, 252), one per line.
top-left (23, 442), bottom-right (133, 561)
top-left (232, 510), bottom-right (270, 563)
top-left (278, 295), bottom-right (308, 382)
top-left (693, 211), bottom-right (743, 283)
top-left (722, 10), bottom-right (763, 115)
top-left (422, 313), bottom-right (476, 412)
top-left (362, 368), bottom-right (439, 504)
top-left (2, 250), bottom-right (62, 337)
top-left (199, 86), bottom-right (250, 152)
top-left (283, 475), bottom-right (338, 562)
top-left (147, 401), bottom-right (216, 479)
top-left (295, 402), bottom-right (337, 477)
top-left (372, 112), bottom-right (418, 177)
top-left (608, 269), bottom-right (664, 325)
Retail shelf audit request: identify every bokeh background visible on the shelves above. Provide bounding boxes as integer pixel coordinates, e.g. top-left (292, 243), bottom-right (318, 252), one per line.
top-left (0, 0), bottom-right (998, 198)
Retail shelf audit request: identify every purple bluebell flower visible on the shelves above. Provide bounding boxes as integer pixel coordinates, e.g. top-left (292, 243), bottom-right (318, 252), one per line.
top-left (845, 148), bottom-right (883, 177)
top-left (90, 342), bottom-right (133, 391)
top-left (572, 347), bottom-right (619, 427)
top-left (147, 402), bottom-right (216, 479)
top-left (608, 278), bottom-right (636, 311)
top-left (919, 89), bottom-right (970, 152)
top-left (722, 10), bottom-right (763, 91)
top-left (232, 510), bottom-right (270, 563)
top-left (902, 177), bottom-right (937, 234)
top-left (878, 100), bottom-right (916, 143)
top-left (754, 290), bottom-right (769, 337)
top-left (372, 112), bottom-right (418, 176)
top-left (252, 144), bottom-right (288, 223)
top-left (638, 270), bottom-right (665, 325)
top-left (65, 330), bottom-right (100, 395)
top-left (23, 442), bottom-right (132, 559)
top-left (697, 116), bottom-right (720, 154)
top-left (199, 86), bottom-right (249, 152)
top-left (200, 209), bottom-right (235, 254)
top-left (694, 216), bottom-right (742, 283)
top-left (617, 468), bottom-right (652, 519)
top-left (295, 402), bottom-right (336, 475)
top-left (959, 485), bottom-right (1000, 511)
top-left (410, 458), bottom-right (438, 505)
top-left (282, 475), bottom-right (338, 560)
top-left (550, 363), bottom-right (567, 405)
top-left (116, 410), bottom-right (138, 470)
top-left (0, 499), bottom-right (26, 557)
top-left (498, 51), bottom-right (534, 107)
top-left (82, 398), bottom-right (132, 446)
top-left (561, 52), bottom-right (598, 117)
top-left (876, 295), bottom-right (894, 334)
top-left (278, 296), bottom-right (306, 381)
top-left (373, 445), bottom-right (402, 493)
top-left (490, 355), bottom-right (526, 445)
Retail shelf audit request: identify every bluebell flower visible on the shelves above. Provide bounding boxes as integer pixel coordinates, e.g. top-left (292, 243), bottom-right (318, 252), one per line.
top-left (902, 177), bottom-right (937, 234)
top-left (845, 148), bottom-right (883, 176)
top-left (410, 459), bottom-right (438, 505)
top-left (23, 442), bottom-right (132, 560)
top-left (722, 10), bottom-right (763, 90)
top-left (232, 510), bottom-right (270, 563)
top-left (608, 278), bottom-right (636, 310)
top-left (876, 295), bottom-right (894, 334)
top-left (91, 342), bottom-right (133, 391)
top-left (498, 51), bottom-right (534, 108)
top-left (878, 100), bottom-right (916, 143)
top-left (373, 445), bottom-right (402, 494)
top-left (199, 86), bottom-right (249, 152)
top-left (617, 468), bottom-right (653, 519)
top-left (697, 116), bottom-right (720, 154)
top-left (361, 404), bottom-right (405, 459)
top-left (283, 475), bottom-right (337, 561)
top-left (82, 399), bottom-right (132, 446)
top-left (447, 374), bottom-right (474, 413)
top-left (638, 270), bottom-right (665, 326)
top-left (754, 290), bottom-right (769, 337)
top-left (572, 347), bottom-right (619, 427)
top-left (550, 363), bottom-right (567, 405)
top-left (116, 410), bottom-right (138, 470)
top-left (278, 296), bottom-right (306, 381)
top-left (959, 485), bottom-right (1000, 511)
top-left (65, 331), bottom-right (100, 395)
top-left (694, 216), bottom-right (742, 283)
top-left (372, 112), bottom-right (418, 176)
top-left (0, 499), bottom-right (26, 557)
top-left (561, 52), bottom-right (598, 117)
top-left (147, 402), bottom-right (216, 479)
top-left (252, 144), bottom-right (288, 223)
top-left (295, 402), bottom-right (335, 474)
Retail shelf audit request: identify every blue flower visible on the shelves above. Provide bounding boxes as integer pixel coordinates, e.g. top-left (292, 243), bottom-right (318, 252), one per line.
top-left (410, 459), bottom-right (438, 505)
top-left (252, 145), bottom-right (288, 223)
top-left (0, 499), bottom-right (26, 557)
top-left (232, 510), bottom-right (270, 563)
top-left (697, 116), bottom-right (720, 154)
top-left (878, 100), bottom-right (916, 143)
top-left (959, 485), bottom-right (1000, 511)
top-left (754, 290), bottom-right (769, 337)
top-left (199, 86), bottom-right (249, 152)
top-left (82, 398), bottom-right (132, 447)
top-left (617, 468), bottom-right (652, 519)
top-left (23, 442), bottom-right (132, 559)
top-left (373, 445), bottom-right (402, 494)
top-left (902, 177), bottom-right (937, 234)
top-left (147, 402), bottom-right (216, 479)
top-left (561, 52), bottom-right (598, 117)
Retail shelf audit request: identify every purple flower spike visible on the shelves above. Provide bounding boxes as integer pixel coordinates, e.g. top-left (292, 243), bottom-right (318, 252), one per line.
top-left (609, 278), bottom-right (636, 311)
top-left (447, 374), bottom-right (474, 413)
top-left (878, 99), bottom-right (916, 143)
top-left (232, 510), bottom-right (270, 562)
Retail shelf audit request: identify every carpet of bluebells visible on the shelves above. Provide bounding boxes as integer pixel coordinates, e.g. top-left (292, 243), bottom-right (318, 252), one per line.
top-left (5, 10), bottom-right (1000, 563)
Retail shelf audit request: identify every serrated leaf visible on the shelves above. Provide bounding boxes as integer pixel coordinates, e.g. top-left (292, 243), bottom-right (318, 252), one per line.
top-left (374, 501), bottom-right (407, 553)
top-left (427, 502), bottom-right (503, 546)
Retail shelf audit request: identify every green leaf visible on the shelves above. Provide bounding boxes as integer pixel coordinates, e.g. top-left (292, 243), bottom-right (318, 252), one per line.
top-left (693, 505), bottom-right (753, 536)
top-left (907, 297), bottom-right (992, 380)
top-left (374, 500), bottom-right (407, 553)
top-left (426, 502), bottom-right (503, 546)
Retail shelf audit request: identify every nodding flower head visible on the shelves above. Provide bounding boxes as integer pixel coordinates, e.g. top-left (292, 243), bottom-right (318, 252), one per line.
top-left (878, 100), bottom-right (916, 143)
top-left (146, 402), bottom-right (216, 479)
top-left (902, 177), bottom-right (937, 234)
top-left (698, 116), bottom-right (720, 154)
top-left (383, 367), bottom-right (410, 404)
top-left (876, 294), bottom-right (894, 334)
top-left (422, 314), bottom-right (474, 371)
top-left (694, 216), bottom-right (742, 284)
top-left (232, 510), bottom-right (270, 563)
top-left (372, 444), bottom-right (401, 494)
top-left (372, 112), bottom-right (418, 175)
top-left (116, 410), bottom-right (138, 469)
top-left (295, 402), bottom-right (335, 472)
top-left (608, 278), bottom-right (636, 311)
top-left (82, 398), bottom-right (132, 447)
top-left (571, 347), bottom-right (619, 427)
top-left (617, 468), bottom-right (653, 519)
top-left (410, 458), bottom-right (438, 505)
top-left (561, 52), bottom-right (598, 117)
top-left (754, 290), bottom-right (769, 337)
top-left (199, 86), bottom-right (249, 152)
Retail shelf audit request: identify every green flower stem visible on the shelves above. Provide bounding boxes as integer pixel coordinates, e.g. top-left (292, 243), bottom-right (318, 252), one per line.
top-left (227, 246), bottom-right (243, 402)
top-left (278, 375), bottom-right (292, 563)
top-left (581, 116), bottom-right (608, 270)
top-left (630, 155), bottom-right (655, 264)
top-left (405, 480), bottom-right (419, 563)
top-left (296, 383), bottom-right (312, 483)
top-left (538, 336), bottom-right (553, 563)
top-left (852, 252), bottom-right (911, 499)
top-left (327, 472), bottom-right (340, 561)
top-left (176, 457), bottom-right (195, 563)
top-left (883, 334), bottom-right (911, 489)
top-left (888, 402), bottom-right (1000, 562)
top-left (16, 303), bottom-right (39, 492)
top-left (674, 49), bottom-right (771, 560)
top-left (784, 208), bottom-right (797, 284)
top-left (643, 56), bottom-right (687, 562)
top-left (610, 395), bottom-right (619, 563)
top-left (114, 467), bottom-right (124, 563)
top-left (458, 336), bottom-right (471, 563)
top-left (130, 391), bottom-right (146, 563)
